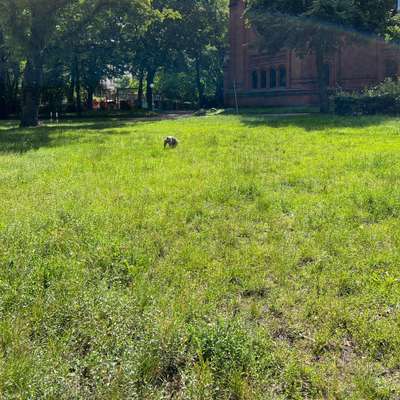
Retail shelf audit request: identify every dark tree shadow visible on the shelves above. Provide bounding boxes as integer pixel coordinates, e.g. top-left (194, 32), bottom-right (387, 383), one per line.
top-left (237, 113), bottom-right (393, 132)
top-left (1, 113), bottom-right (394, 154)
top-left (0, 128), bottom-right (53, 153)
top-left (0, 118), bottom-right (158, 154)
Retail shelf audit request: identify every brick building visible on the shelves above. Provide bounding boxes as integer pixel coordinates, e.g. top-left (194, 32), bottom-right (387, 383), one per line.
top-left (224, 0), bottom-right (400, 108)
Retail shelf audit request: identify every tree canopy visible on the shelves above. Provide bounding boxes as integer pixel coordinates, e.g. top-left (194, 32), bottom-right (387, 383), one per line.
top-left (0, 0), bottom-right (228, 125)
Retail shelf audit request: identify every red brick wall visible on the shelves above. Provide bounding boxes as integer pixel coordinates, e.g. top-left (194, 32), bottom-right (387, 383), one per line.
top-left (225, 0), bottom-right (400, 108)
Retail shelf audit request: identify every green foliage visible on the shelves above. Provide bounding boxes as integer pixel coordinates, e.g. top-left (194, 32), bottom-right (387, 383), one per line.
top-left (334, 79), bottom-right (400, 115)
top-left (0, 29), bottom-right (22, 118)
top-left (384, 13), bottom-right (400, 43)
top-left (0, 113), bottom-right (400, 398)
top-left (156, 71), bottom-right (198, 102)
top-left (0, 0), bottom-right (228, 122)
top-left (129, 0), bottom-right (228, 108)
top-left (334, 93), bottom-right (361, 115)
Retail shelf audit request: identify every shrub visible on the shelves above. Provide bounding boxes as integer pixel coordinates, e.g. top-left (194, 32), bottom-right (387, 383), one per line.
top-left (334, 79), bottom-right (400, 116)
top-left (334, 93), bottom-right (360, 116)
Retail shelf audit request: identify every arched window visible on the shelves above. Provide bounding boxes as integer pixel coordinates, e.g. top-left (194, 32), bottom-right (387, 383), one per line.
top-left (252, 71), bottom-right (258, 89)
top-left (260, 70), bottom-right (267, 89)
top-left (270, 68), bottom-right (277, 88)
top-left (279, 66), bottom-right (287, 87)
top-left (323, 64), bottom-right (330, 86)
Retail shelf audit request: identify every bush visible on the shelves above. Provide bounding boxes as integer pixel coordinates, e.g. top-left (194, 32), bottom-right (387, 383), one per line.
top-left (334, 93), bottom-right (360, 116)
top-left (361, 95), bottom-right (398, 115)
top-left (334, 79), bottom-right (400, 116)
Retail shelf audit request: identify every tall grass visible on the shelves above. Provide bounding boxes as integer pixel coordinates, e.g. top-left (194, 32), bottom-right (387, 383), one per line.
top-left (0, 114), bottom-right (399, 399)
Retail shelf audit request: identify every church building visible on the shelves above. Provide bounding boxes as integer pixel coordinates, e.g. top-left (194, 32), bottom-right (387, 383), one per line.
top-left (224, 0), bottom-right (400, 108)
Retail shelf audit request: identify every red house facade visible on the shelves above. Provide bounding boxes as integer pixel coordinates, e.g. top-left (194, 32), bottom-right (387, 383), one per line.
top-left (224, 0), bottom-right (400, 108)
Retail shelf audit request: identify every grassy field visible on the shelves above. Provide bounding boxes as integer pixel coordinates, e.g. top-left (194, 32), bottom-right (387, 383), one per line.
top-left (0, 113), bottom-right (400, 399)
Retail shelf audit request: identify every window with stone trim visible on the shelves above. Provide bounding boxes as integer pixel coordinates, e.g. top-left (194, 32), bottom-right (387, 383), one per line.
top-left (323, 64), bottom-right (331, 86)
top-left (252, 70), bottom-right (259, 89)
top-left (270, 68), bottom-right (277, 88)
top-left (279, 66), bottom-right (287, 87)
top-left (260, 70), bottom-right (267, 88)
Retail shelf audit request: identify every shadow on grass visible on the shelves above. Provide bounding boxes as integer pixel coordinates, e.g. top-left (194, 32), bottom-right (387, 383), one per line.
top-left (222, 106), bottom-right (320, 115)
top-left (237, 113), bottom-right (394, 132)
top-left (0, 119), bottom-right (143, 154)
top-left (1, 112), bottom-right (396, 154)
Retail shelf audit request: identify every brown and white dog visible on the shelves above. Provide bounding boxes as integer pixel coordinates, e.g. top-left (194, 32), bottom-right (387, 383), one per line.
top-left (164, 136), bottom-right (179, 149)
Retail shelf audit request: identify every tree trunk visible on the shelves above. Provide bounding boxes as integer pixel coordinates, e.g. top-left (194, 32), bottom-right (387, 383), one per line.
top-left (0, 31), bottom-right (8, 119)
top-left (137, 69), bottom-right (144, 109)
top-left (315, 48), bottom-right (329, 114)
top-left (21, 57), bottom-right (42, 127)
top-left (195, 56), bottom-right (205, 108)
top-left (214, 73), bottom-right (224, 107)
top-left (7, 62), bottom-right (21, 115)
top-left (0, 62), bottom-right (7, 119)
top-left (67, 70), bottom-right (75, 112)
top-left (75, 57), bottom-right (82, 116)
top-left (146, 69), bottom-right (156, 111)
top-left (20, 7), bottom-right (46, 127)
top-left (86, 86), bottom-right (94, 111)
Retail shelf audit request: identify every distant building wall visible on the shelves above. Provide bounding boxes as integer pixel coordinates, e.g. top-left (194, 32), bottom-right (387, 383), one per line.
top-left (225, 0), bottom-right (400, 108)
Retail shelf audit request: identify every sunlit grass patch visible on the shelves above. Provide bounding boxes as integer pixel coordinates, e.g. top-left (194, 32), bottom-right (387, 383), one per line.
top-left (0, 113), bottom-right (399, 399)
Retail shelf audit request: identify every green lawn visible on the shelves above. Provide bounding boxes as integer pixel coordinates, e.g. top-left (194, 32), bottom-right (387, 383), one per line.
top-left (0, 114), bottom-right (400, 399)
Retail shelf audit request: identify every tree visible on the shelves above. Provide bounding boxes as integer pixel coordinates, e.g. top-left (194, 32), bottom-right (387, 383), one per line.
top-left (124, 0), bottom-right (227, 110)
top-left (0, 0), bottom-right (227, 117)
top-left (0, 19), bottom-right (22, 119)
top-left (0, 29), bottom-right (7, 118)
top-left (124, 2), bottom-right (181, 110)
top-left (0, 0), bottom-right (148, 125)
top-left (52, 0), bottom-right (150, 112)
top-left (0, 0), bottom-right (81, 126)
top-left (0, 29), bottom-right (14, 119)
top-left (386, 10), bottom-right (400, 42)
top-left (247, 0), bottom-right (395, 113)
top-left (178, 0), bottom-right (228, 108)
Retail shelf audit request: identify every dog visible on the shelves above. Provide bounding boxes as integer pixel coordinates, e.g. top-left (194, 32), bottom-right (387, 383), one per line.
top-left (164, 136), bottom-right (179, 149)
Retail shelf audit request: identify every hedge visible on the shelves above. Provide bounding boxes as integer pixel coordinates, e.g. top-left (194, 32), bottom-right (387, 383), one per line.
top-left (334, 79), bottom-right (400, 116)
